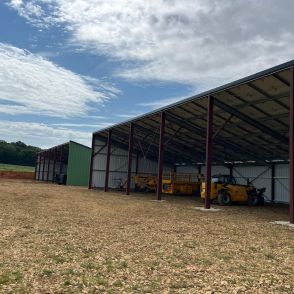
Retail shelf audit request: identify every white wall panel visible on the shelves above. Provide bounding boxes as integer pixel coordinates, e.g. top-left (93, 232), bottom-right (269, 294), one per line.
top-left (91, 138), bottom-right (172, 188)
top-left (275, 164), bottom-right (289, 203)
top-left (233, 165), bottom-right (272, 201)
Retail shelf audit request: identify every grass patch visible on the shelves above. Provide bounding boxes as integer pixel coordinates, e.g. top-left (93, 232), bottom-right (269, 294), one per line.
top-left (50, 254), bottom-right (68, 264)
top-left (0, 270), bottom-right (23, 284)
top-left (39, 269), bottom-right (54, 277)
top-left (0, 163), bottom-right (34, 172)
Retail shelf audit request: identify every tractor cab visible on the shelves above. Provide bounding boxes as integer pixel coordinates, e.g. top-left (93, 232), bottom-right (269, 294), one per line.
top-left (201, 174), bottom-right (265, 206)
top-left (211, 174), bottom-right (237, 185)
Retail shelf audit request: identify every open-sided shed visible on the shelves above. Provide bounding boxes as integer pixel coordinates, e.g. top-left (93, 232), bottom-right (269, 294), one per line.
top-left (89, 60), bottom-right (294, 223)
top-left (36, 141), bottom-right (91, 187)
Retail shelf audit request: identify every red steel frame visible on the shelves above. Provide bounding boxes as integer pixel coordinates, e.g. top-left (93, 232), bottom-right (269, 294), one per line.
top-left (52, 148), bottom-right (56, 183)
top-left (126, 123), bottom-right (134, 195)
top-left (88, 134), bottom-right (95, 189)
top-left (41, 152), bottom-right (46, 181)
top-left (104, 130), bottom-right (112, 192)
top-left (205, 95), bottom-right (214, 209)
top-left (46, 150), bottom-right (51, 182)
top-left (290, 67), bottom-right (294, 223)
top-left (157, 112), bottom-right (166, 200)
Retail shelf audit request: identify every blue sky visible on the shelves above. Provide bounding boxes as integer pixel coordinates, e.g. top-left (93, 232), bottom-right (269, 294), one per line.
top-left (0, 0), bottom-right (294, 148)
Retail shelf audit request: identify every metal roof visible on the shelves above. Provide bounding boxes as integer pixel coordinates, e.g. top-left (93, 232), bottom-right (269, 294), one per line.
top-left (93, 60), bottom-right (293, 166)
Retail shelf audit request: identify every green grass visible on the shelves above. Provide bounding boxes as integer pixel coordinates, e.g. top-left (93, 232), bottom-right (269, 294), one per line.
top-left (0, 163), bottom-right (34, 172)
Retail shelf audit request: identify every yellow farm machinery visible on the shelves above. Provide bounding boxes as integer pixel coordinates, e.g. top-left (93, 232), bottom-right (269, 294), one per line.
top-left (201, 174), bottom-right (265, 206)
top-left (162, 172), bottom-right (201, 196)
top-left (133, 172), bottom-right (202, 195)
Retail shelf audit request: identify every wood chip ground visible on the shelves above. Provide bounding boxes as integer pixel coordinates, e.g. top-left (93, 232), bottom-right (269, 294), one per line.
top-left (0, 179), bottom-right (293, 293)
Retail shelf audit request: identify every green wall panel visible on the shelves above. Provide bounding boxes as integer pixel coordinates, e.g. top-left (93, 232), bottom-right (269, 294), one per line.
top-left (67, 141), bottom-right (91, 186)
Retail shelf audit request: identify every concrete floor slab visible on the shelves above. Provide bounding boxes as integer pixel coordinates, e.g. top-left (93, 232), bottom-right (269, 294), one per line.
top-left (271, 221), bottom-right (294, 228)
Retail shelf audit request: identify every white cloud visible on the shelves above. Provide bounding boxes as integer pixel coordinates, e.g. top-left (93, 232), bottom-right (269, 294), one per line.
top-left (0, 43), bottom-right (120, 117)
top-left (0, 120), bottom-right (92, 148)
top-left (7, 0), bottom-right (294, 88)
top-left (137, 96), bottom-right (187, 110)
top-left (51, 122), bottom-right (113, 128)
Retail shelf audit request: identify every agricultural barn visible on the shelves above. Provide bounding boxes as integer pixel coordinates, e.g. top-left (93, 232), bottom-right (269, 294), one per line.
top-left (89, 60), bottom-right (294, 224)
top-left (36, 141), bottom-right (91, 187)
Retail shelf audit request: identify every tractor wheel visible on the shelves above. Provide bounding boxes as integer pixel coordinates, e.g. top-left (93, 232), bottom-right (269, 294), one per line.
top-left (247, 193), bottom-right (259, 206)
top-left (218, 190), bottom-right (232, 206)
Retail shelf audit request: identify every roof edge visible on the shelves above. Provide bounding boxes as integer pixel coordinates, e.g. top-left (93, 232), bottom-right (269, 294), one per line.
top-left (93, 58), bottom-right (294, 135)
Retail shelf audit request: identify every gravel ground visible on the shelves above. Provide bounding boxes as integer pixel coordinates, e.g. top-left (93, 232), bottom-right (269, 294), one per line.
top-left (0, 179), bottom-right (293, 293)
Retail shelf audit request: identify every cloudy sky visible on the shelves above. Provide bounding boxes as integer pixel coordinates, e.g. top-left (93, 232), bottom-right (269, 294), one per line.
top-left (1, 0), bottom-right (294, 148)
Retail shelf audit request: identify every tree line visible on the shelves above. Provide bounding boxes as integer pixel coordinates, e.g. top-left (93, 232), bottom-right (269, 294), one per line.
top-left (0, 140), bottom-right (41, 166)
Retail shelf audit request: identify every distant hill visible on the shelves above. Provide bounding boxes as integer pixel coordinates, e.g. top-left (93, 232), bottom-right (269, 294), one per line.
top-left (0, 140), bottom-right (42, 167)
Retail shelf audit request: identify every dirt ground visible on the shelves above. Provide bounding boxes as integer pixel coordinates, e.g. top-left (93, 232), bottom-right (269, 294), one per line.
top-left (0, 171), bottom-right (34, 180)
top-left (0, 180), bottom-right (293, 294)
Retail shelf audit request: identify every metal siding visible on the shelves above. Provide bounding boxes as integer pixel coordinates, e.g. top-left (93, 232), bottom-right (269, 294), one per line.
top-left (234, 165), bottom-right (272, 201)
top-left (177, 166), bottom-right (198, 174)
top-left (92, 139), bottom-right (136, 188)
top-left (67, 142), bottom-right (91, 187)
top-left (177, 165), bottom-right (229, 176)
top-left (91, 139), bottom-right (172, 188)
top-left (275, 164), bottom-right (289, 203)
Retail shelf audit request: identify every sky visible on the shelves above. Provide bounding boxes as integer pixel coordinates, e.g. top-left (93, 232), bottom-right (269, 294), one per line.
top-left (0, 0), bottom-right (294, 148)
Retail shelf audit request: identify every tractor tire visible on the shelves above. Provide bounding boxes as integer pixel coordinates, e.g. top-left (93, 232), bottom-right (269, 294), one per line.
top-left (218, 190), bottom-right (232, 206)
top-left (247, 193), bottom-right (259, 206)
top-left (257, 196), bottom-right (265, 206)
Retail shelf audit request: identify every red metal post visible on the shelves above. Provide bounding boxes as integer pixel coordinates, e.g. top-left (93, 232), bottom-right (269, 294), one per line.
top-left (88, 134), bottom-right (95, 189)
top-left (157, 112), bottom-right (166, 200)
top-left (41, 152), bottom-right (46, 181)
top-left (205, 95), bottom-right (214, 209)
top-left (52, 148), bottom-right (56, 182)
top-left (289, 67), bottom-right (294, 223)
top-left (126, 123), bottom-right (134, 195)
top-left (38, 154), bottom-right (42, 181)
top-left (104, 130), bottom-right (112, 192)
top-left (46, 150), bottom-right (51, 182)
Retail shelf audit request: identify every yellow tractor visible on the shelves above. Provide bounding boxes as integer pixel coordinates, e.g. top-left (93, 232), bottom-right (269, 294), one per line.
top-left (201, 174), bottom-right (265, 206)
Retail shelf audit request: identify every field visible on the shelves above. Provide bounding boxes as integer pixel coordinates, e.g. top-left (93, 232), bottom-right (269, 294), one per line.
top-left (0, 179), bottom-right (293, 293)
top-left (0, 163), bottom-right (34, 172)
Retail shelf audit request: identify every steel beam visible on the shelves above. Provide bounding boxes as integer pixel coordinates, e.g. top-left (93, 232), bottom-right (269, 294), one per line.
top-left (104, 130), bottom-right (112, 192)
top-left (46, 150), bottom-right (51, 182)
top-left (166, 111), bottom-right (260, 160)
top-left (88, 134), bottom-right (95, 189)
top-left (205, 96), bottom-right (214, 209)
top-left (126, 123), bottom-right (134, 195)
top-left (52, 148), bottom-right (56, 183)
top-left (214, 98), bottom-right (288, 144)
top-left (289, 67), bottom-right (294, 223)
top-left (37, 154), bottom-right (41, 181)
top-left (42, 152), bottom-right (46, 181)
top-left (157, 112), bottom-right (166, 200)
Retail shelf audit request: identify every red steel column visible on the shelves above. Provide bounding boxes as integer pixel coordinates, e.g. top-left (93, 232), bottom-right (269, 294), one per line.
top-left (38, 154), bottom-right (42, 181)
top-left (205, 95), bottom-right (214, 209)
top-left (52, 148), bottom-right (56, 182)
top-left (289, 67), bottom-right (294, 223)
top-left (42, 152), bottom-right (46, 181)
top-left (88, 134), bottom-right (95, 189)
top-left (126, 123), bottom-right (134, 195)
top-left (46, 150), bottom-right (51, 182)
top-left (104, 130), bottom-right (112, 192)
top-left (157, 112), bottom-right (166, 200)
